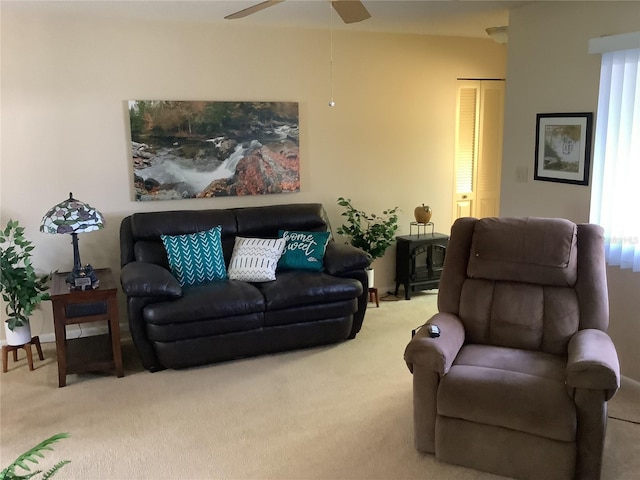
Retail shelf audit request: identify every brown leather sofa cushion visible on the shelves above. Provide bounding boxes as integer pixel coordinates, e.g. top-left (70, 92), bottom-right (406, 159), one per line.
top-left (144, 280), bottom-right (265, 324)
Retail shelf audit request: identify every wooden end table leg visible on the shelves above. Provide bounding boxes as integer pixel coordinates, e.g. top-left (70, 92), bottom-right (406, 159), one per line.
top-left (108, 294), bottom-right (124, 378)
top-left (52, 301), bottom-right (68, 387)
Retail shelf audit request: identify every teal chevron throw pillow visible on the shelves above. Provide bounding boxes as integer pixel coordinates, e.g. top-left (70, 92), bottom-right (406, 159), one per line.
top-left (278, 230), bottom-right (331, 272)
top-left (161, 226), bottom-right (227, 286)
top-left (228, 237), bottom-right (285, 282)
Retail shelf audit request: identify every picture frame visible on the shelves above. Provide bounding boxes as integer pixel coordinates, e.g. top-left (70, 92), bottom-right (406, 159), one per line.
top-left (534, 112), bottom-right (593, 186)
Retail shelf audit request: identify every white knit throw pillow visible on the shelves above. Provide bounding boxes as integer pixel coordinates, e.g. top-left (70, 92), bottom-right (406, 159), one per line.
top-left (227, 237), bottom-right (286, 282)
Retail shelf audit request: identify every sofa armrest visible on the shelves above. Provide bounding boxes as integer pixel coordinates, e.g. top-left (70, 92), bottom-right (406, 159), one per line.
top-left (404, 313), bottom-right (465, 375)
top-left (567, 329), bottom-right (620, 400)
top-left (120, 262), bottom-right (183, 298)
top-left (323, 241), bottom-right (370, 275)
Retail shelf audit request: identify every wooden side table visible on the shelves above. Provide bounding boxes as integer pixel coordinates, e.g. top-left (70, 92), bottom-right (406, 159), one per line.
top-left (50, 268), bottom-right (124, 387)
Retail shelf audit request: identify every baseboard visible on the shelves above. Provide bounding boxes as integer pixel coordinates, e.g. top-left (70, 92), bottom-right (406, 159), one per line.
top-left (1, 322), bottom-right (131, 346)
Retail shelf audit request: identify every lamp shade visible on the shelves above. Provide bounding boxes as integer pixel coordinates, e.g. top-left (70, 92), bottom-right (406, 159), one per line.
top-left (40, 192), bottom-right (105, 234)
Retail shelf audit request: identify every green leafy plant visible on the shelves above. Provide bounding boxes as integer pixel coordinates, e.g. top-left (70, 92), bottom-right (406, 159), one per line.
top-left (0, 219), bottom-right (52, 331)
top-left (336, 197), bottom-right (400, 261)
top-left (0, 433), bottom-right (70, 480)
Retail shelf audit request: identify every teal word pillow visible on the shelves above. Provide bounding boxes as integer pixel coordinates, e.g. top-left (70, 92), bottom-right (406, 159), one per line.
top-left (278, 230), bottom-right (331, 272)
top-left (161, 226), bottom-right (227, 286)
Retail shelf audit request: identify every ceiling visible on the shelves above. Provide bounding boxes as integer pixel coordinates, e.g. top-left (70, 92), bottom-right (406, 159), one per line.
top-left (2, 1), bottom-right (532, 38)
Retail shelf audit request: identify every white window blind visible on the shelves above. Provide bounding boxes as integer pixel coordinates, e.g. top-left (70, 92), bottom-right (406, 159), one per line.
top-left (589, 42), bottom-right (640, 272)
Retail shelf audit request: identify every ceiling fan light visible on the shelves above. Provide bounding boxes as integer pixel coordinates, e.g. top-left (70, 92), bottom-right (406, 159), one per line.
top-left (486, 26), bottom-right (508, 45)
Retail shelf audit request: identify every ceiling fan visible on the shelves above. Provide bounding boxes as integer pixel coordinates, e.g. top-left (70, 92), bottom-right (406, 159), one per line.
top-left (225, 0), bottom-right (371, 24)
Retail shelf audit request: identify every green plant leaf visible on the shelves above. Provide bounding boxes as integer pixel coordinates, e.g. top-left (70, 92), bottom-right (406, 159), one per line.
top-left (1, 433), bottom-right (70, 479)
top-left (336, 198), bottom-right (400, 260)
top-left (41, 461), bottom-right (71, 480)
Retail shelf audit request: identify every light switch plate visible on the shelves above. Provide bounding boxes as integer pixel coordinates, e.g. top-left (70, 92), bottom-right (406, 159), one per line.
top-left (516, 166), bottom-right (528, 182)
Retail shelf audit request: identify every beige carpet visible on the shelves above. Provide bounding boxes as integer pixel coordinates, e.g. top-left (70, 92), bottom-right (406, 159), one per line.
top-left (1, 291), bottom-right (638, 480)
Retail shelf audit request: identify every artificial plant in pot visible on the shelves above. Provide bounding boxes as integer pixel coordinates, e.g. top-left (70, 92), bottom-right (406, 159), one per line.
top-left (0, 219), bottom-right (52, 346)
top-left (336, 197), bottom-right (399, 287)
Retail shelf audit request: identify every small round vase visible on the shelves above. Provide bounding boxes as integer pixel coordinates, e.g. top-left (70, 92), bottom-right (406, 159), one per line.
top-left (414, 204), bottom-right (432, 224)
top-left (4, 322), bottom-right (32, 346)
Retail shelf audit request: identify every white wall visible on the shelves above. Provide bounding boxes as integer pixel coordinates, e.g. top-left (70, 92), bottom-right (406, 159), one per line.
top-left (502, 1), bottom-right (640, 380)
top-left (0, 8), bottom-right (506, 340)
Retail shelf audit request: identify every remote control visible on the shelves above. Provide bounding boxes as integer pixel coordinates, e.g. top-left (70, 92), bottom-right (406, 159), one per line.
top-left (427, 324), bottom-right (441, 338)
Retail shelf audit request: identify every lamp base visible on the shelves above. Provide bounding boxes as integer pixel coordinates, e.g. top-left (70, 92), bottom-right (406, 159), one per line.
top-left (66, 264), bottom-right (100, 291)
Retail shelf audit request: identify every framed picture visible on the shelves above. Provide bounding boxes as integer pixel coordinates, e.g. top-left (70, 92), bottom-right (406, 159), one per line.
top-left (127, 100), bottom-right (300, 201)
top-left (534, 112), bottom-right (593, 186)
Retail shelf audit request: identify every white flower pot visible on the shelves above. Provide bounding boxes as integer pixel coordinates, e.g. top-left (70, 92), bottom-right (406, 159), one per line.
top-left (366, 268), bottom-right (375, 288)
top-left (4, 322), bottom-right (32, 346)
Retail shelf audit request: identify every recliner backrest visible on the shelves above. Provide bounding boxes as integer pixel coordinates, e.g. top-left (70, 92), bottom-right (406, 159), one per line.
top-left (438, 217), bottom-right (608, 355)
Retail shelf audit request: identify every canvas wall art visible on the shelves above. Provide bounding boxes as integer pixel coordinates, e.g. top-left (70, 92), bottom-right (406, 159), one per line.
top-left (128, 100), bottom-right (300, 200)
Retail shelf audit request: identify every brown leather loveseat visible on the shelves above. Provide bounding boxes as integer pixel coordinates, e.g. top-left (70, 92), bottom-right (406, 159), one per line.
top-left (120, 203), bottom-right (369, 372)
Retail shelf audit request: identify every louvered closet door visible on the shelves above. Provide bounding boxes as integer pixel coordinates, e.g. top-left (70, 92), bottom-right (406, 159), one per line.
top-left (453, 80), bottom-right (505, 222)
top-left (454, 81), bottom-right (480, 219)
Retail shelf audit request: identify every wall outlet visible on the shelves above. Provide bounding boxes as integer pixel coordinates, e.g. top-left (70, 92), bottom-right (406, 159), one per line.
top-left (516, 166), bottom-right (528, 182)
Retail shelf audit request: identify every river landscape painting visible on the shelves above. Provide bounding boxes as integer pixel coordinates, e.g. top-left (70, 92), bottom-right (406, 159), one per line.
top-left (128, 100), bottom-right (300, 200)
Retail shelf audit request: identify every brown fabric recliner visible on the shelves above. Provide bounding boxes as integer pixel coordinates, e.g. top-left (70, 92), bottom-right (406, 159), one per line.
top-left (404, 217), bottom-right (620, 480)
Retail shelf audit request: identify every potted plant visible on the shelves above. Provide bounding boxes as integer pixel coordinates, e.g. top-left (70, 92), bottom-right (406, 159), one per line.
top-left (336, 197), bottom-right (399, 287)
top-left (0, 219), bottom-right (52, 346)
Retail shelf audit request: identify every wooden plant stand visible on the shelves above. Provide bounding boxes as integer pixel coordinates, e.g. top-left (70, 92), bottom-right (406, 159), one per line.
top-left (368, 287), bottom-right (379, 308)
top-left (2, 336), bottom-right (44, 372)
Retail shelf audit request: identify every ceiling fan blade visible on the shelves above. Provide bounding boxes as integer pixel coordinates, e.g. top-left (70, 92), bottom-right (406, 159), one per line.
top-left (224, 0), bottom-right (285, 20)
top-left (331, 1), bottom-right (371, 24)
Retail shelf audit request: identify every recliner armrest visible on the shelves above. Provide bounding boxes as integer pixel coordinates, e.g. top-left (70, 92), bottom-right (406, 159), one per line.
top-left (567, 329), bottom-right (620, 400)
top-left (404, 313), bottom-right (465, 375)
top-left (323, 241), bottom-right (370, 275)
top-left (120, 262), bottom-right (183, 298)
